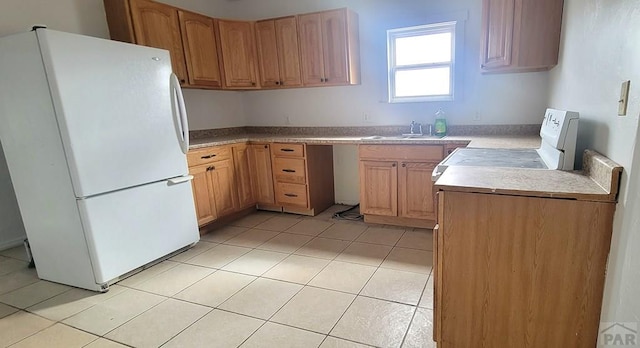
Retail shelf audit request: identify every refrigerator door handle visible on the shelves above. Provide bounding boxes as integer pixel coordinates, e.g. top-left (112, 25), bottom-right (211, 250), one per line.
top-left (170, 73), bottom-right (189, 154)
top-left (167, 175), bottom-right (194, 185)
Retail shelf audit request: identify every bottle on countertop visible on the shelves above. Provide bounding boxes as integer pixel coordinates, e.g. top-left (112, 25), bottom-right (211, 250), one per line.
top-left (434, 108), bottom-right (447, 137)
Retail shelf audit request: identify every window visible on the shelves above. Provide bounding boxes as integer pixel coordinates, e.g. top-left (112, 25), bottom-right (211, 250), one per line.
top-left (387, 22), bottom-right (456, 103)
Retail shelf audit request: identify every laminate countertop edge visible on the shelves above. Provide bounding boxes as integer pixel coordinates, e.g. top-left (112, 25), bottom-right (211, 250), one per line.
top-left (434, 150), bottom-right (623, 202)
top-left (188, 134), bottom-right (541, 149)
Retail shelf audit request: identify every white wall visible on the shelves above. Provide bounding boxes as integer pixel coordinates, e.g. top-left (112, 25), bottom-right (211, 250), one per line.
top-left (547, 0), bottom-right (640, 332)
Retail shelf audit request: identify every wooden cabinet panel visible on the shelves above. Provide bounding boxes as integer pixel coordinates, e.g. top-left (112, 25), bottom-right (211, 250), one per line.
top-left (481, 0), bottom-right (563, 73)
top-left (275, 182), bottom-right (308, 207)
top-left (209, 158), bottom-right (238, 217)
top-left (297, 13), bottom-right (325, 85)
top-left (216, 19), bottom-right (259, 89)
top-left (187, 146), bottom-right (230, 166)
top-left (255, 20), bottom-right (281, 88)
top-left (436, 191), bottom-right (614, 347)
top-left (273, 157), bottom-right (306, 184)
top-left (359, 161), bottom-right (397, 216)
top-left (275, 17), bottom-right (303, 87)
top-left (321, 9), bottom-right (349, 85)
top-left (256, 17), bottom-right (301, 88)
top-left (481, 0), bottom-right (515, 69)
top-left (248, 144), bottom-right (275, 204)
top-left (298, 9), bottom-right (360, 87)
top-left (399, 162), bottom-right (437, 220)
top-left (232, 144), bottom-right (255, 208)
top-left (271, 143), bottom-right (305, 157)
top-left (128, 0), bottom-right (188, 83)
top-left (359, 145), bottom-right (443, 161)
top-left (189, 164), bottom-right (217, 226)
top-left (179, 11), bottom-right (222, 88)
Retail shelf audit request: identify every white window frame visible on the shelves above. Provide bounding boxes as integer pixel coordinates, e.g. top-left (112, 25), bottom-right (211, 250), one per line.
top-left (387, 21), bottom-right (457, 103)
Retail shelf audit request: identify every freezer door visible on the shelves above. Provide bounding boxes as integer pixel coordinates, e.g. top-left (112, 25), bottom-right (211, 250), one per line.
top-left (77, 178), bottom-right (199, 284)
top-left (37, 30), bottom-right (189, 197)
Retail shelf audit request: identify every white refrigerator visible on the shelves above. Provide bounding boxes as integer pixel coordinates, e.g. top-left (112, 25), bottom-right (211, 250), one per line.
top-left (0, 28), bottom-right (200, 291)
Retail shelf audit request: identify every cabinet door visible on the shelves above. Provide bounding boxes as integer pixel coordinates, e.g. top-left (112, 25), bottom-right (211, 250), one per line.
top-left (189, 164), bottom-right (217, 226)
top-left (248, 144), bottom-right (275, 204)
top-left (481, 0), bottom-right (515, 70)
top-left (359, 161), bottom-right (398, 216)
top-left (297, 13), bottom-right (325, 86)
top-left (216, 19), bottom-right (259, 89)
top-left (255, 20), bottom-right (281, 88)
top-left (232, 144), bottom-right (255, 208)
top-left (275, 17), bottom-right (302, 87)
top-left (179, 11), bottom-right (222, 88)
top-left (209, 158), bottom-right (238, 217)
top-left (321, 9), bottom-right (349, 85)
top-left (129, 0), bottom-right (188, 83)
top-left (398, 162), bottom-right (437, 220)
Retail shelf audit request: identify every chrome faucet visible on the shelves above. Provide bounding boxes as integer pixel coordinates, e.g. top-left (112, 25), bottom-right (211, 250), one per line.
top-left (410, 121), bottom-right (423, 135)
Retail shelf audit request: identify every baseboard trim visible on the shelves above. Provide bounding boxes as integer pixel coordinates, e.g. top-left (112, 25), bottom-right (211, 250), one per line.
top-left (0, 236), bottom-right (26, 251)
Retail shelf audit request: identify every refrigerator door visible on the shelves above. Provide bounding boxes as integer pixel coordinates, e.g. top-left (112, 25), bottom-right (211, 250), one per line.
top-left (37, 30), bottom-right (189, 198)
top-left (77, 178), bottom-right (199, 284)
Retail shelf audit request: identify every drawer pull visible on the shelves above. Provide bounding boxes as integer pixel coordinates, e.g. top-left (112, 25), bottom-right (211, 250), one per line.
top-left (207, 165), bottom-right (215, 171)
top-left (284, 193), bottom-right (298, 197)
top-left (282, 169), bottom-right (296, 173)
top-left (201, 154), bottom-right (216, 159)
top-left (280, 148), bottom-right (295, 152)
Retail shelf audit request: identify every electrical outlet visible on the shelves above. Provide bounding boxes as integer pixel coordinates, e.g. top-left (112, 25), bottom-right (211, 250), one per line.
top-left (618, 80), bottom-right (630, 116)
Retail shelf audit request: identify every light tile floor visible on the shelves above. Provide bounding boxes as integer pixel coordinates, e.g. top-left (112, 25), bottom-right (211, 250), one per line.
top-left (0, 206), bottom-right (435, 348)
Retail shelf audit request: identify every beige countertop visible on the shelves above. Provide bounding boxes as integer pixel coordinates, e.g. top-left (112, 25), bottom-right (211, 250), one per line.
top-left (189, 134), bottom-right (541, 149)
top-left (434, 150), bottom-right (623, 202)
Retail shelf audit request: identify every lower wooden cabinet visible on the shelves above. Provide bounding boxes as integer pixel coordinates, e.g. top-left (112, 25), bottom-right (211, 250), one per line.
top-left (358, 145), bottom-right (443, 227)
top-left (270, 143), bottom-right (334, 216)
top-left (189, 163), bottom-right (217, 226)
top-left (434, 190), bottom-right (614, 347)
top-left (232, 144), bottom-right (255, 208)
top-left (248, 144), bottom-right (275, 205)
top-left (188, 145), bottom-right (239, 226)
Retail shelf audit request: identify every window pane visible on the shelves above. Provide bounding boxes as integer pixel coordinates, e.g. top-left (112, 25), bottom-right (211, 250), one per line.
top-left (395, 68), bottom-right (450, 97)
top-left (395, 32), bottom-right (451, 66)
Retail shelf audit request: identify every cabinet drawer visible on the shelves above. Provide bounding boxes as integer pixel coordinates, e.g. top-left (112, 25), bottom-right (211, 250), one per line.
top-left (273, 157), bottom-right (306, 184)
top-left (272, 143), bottom-right (305, 157)
top-left (359, 145), bottom-right (443, 161)
top-left (276, 183), bottom-right (308, 207)
top-left (188, 146), bottom-right (231, 166)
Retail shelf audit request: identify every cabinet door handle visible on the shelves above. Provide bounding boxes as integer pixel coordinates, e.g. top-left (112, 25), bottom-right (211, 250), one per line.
top-left (402, 163), bottom-right (406, 167)
top-left (325, 78), bottom-right (329, 82)
top-left (207, 165), bottom-right (215, 171)
top-left (280, 148), bottom-right (294, 152)
top-left (284, 193), bottom-right (298, 197)
top-left (275, 81), bottom-right (280, 85)
top-left (282, 169), bottom-right (296, 173)
top-left (264, 145), bottom-right (268, 149)
top-left (392, 163), bottom-right (397, 167)
top-left (201, 154), bottom-right (216, 159)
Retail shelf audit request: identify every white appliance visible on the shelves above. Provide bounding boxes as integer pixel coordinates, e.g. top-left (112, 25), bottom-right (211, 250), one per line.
top-left (0, 28), bottom-right (199, 292)
top-left (433, 109), bottom-right (580, 180)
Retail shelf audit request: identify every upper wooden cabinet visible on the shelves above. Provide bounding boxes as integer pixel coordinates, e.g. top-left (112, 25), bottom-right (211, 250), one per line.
top-left (481, 0), bottom-right (564, 73)
top-left (179, 11), bottom-right (223, 88)
top-left (297, 9), bottom-right (360, 86)
top-left (255, 17), bottom-right (303, 88)
top-left (127, 0), bottom-right (188, 83)
top-left (216, 19), bottom-right (260, 89)
top-left (103, 0), bottom-right (222, 88)
top-left (105, 0), bottom-right (361, 89)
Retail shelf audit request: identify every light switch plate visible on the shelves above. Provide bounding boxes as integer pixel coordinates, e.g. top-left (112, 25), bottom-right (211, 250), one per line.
top-left (618, 80), bottom-right (631, 116)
